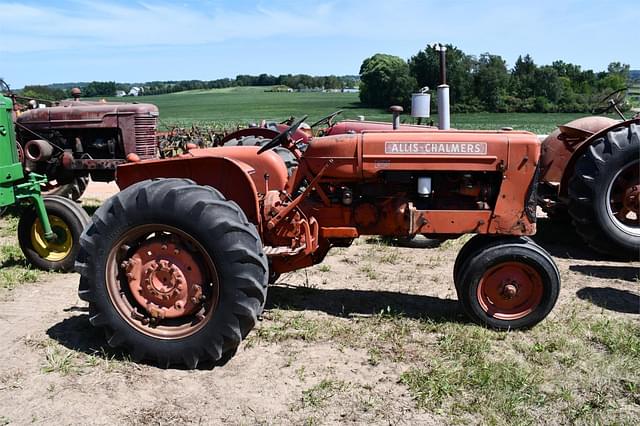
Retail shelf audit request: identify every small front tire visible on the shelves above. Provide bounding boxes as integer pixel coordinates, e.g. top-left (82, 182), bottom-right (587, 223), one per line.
top-left (456, 237), bottom-right (560, 330)
top-left (17, 195), bottom-right (90, 271)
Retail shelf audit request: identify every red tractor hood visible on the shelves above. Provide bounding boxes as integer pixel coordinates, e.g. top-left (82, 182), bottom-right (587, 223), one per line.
top-left (17, 101), bottom-right (158, 128)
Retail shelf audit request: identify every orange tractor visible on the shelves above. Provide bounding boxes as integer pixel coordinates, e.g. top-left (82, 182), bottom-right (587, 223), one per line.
top-left (538, 111), bottom-right (639, 258)
top-left (77, 116), bottom-right (561, 368)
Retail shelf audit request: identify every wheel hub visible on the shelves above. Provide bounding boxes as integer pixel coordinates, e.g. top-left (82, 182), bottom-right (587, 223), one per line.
top-left (500, 280), bottom-right (518, 299)
top-left (123, 239), bottom-right (205, 319)
top-left (477, 261), bottom-right (543, 320)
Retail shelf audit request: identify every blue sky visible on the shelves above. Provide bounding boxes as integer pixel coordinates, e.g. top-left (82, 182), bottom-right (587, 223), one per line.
top-left (1, 0), bottom-right (638, 88)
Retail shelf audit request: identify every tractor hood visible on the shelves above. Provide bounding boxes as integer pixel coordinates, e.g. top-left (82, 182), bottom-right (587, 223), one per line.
top-left (303, 129), bottom-right (540, 179)
top-left (16, 101), bottom-right (159, 129)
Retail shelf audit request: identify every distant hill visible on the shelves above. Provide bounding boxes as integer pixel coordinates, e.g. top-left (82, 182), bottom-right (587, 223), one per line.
top-left (630, 70), bottom-right (640, 82)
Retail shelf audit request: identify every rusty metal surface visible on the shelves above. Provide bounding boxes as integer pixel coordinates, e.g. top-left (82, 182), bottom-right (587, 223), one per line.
top-left (125, 239), bottom-right (205, 319)
top-left (116, 155), bottom-right (262, 227)
top-left (324, 120), bottom-right (437, 136)
top-left (539, 116), bottom-right (618, 187)
top-left (115, 123), bottom-right (542, 275)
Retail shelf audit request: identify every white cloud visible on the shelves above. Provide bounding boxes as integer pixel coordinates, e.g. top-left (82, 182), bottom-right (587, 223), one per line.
top-left (0, 1), bottom-right (347, 52)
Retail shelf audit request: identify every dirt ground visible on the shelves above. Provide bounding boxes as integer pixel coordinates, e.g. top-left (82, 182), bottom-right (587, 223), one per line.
top-left (0, 183), bottom-right (638, 425)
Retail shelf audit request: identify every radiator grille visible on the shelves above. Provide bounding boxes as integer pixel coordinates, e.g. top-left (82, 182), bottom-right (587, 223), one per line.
top-left (134, 115), bottom-right (158, 158)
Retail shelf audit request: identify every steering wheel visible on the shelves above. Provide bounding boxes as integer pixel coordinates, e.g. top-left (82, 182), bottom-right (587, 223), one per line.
top-left (257, 115), bottom-right (308, 154)
top-left (310, 110), bottom-right (343, 128)
top-left (0, 79), bottom-right (12, 95)
top-left (592, 88), bottom-right (627, 115)
top-left (279, 116), bottom-right (295, 125)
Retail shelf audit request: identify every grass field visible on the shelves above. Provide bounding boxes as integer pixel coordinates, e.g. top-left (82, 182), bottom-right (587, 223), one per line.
top-left (118, 87), bottom-right (590, 134)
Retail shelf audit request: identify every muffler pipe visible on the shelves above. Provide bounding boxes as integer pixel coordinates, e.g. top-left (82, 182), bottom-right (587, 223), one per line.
top-left (24, 139), bottom-right (54, 162)
top-left (434, 43), bottom-right (450, 130)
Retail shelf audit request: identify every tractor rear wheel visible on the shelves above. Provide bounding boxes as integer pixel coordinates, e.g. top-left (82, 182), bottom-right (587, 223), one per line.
top-left (568, 122), bottom-right (639, 258)
top-left (76, 178), bottom-right (268, 368)
top-left (455, 237), bottom-right (560, 330)
top-left (17, 195), bottom-right (90, 271)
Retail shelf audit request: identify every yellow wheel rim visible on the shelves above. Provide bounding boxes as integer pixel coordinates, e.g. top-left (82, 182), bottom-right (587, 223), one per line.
top-left (30, 215), bottom-right (73, 262)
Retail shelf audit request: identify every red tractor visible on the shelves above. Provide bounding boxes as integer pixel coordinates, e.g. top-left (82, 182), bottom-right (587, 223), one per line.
top-left (77, 116), bottom-right (560, 368)
top-left (2, 82), bottom-right (159, 200)
top-left (224, 104), bottom-right (640, 259)
top-left (538, 112), bottom-right (639, 258)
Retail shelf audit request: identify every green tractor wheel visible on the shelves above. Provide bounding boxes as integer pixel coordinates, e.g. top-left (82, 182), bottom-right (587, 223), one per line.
top-left (17, 196), bottom-right (90, 271)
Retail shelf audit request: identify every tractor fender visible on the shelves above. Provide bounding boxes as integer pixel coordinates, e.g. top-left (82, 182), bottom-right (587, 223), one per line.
top-left (115, 156), bottom-right (262, 229)
top-left (540, 116), bottom-right (618, 197)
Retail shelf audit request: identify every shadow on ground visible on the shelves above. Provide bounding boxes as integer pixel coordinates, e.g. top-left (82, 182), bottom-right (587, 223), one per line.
top-left (576, 287), bottom-right (640, 314)
top-left (532, 218), bottom-right (604, 260)
top-left (46, 310), bottom-right (230, 370)
top-left (266, 283), bottom-right (466, 324)
top-left (570, 264), bottom-right (639, 282)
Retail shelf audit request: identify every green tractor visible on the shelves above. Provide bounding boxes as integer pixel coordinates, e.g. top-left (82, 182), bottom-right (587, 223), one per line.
top-left (1, 95), bottom-right (88, 271)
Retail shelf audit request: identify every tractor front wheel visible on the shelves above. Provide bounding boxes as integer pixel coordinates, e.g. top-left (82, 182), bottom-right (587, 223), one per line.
top-left (17, 195), bottom-right (90, 271)
top-left (76, 178), bottom-right (268, 368)
top-left (455, 237), bottom-right (560, 330)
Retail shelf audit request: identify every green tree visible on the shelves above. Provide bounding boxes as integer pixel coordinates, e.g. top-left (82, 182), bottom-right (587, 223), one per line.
top-left (474, 53), bottom-right (509, 111)
top-left (510, 54), bottom-right (537, 99)
top-left (408, 44), bottom-right (476, 108)
top-left (83, 81), bottom-right (116, 97)
top-left (20, 85), bottom-right (67, 102)
top-left (359, 53), bottom-right (416, 108)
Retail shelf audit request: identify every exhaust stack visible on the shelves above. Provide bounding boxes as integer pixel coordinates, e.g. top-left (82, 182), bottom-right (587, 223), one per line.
top-left (434, 43), bottom-right (450, 130)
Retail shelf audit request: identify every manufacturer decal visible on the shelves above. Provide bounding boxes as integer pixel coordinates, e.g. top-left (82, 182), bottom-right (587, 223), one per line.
top-left (385, 141), bottom-right (488, 155)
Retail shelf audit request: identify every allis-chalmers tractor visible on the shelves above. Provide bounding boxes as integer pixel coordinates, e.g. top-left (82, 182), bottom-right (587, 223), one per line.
top-left (538, 113), bottom-right (639, 258)
top-left (77, 115), bottom-right (562, 368)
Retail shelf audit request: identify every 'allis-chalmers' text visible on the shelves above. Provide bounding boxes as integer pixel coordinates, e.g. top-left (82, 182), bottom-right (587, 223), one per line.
top-left (384, 142), bottom-right (488, 155)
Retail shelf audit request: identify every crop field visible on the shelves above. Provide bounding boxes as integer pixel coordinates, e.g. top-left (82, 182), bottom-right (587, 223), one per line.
top-left (116, 87), bottom-right (589, 134)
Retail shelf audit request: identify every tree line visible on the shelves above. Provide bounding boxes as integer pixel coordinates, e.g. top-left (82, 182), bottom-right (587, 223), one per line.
top-left (359, 45), bottom-right (632, 113)
top-left (14, 74), bottom-right (360, 100)
top-left (143, 74), bottom-right (359, 95)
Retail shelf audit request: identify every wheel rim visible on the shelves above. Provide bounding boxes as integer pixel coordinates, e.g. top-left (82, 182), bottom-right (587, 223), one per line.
top-left (606, 159), bottom-right (640, 237)
top-left (106, 224), bottom-right (219, 339)
top-left (476, 262), bottom-right (543, 320)
top-left (30, 215), bottom-right (73, 262)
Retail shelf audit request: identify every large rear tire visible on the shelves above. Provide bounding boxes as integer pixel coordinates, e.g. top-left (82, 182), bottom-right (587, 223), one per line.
top-left (568, 122), bottom-right (639, 258)
top-left (17, 195), bottom-right (90, 271)
top-left (76, 178), bottom-right (268, 368)
top-left (455, 237), bottom-right (560, 330)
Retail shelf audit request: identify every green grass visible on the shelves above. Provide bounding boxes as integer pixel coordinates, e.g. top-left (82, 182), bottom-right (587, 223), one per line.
top-left (301, 379), bottom-right (348, 408)
top-left (0, 242), bottom-right (40, 290)
top-left (250, 301), bottom-right (640, 424)
top-left (108, 86), bottom-right (590, 134)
